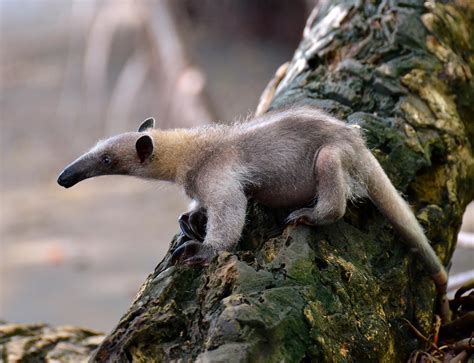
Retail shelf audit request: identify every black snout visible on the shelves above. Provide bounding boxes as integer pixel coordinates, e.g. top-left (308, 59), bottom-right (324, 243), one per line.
top-left (57, 156), bottom-right (93, 188)
top-left (57, 167), bottom-right (80, 188)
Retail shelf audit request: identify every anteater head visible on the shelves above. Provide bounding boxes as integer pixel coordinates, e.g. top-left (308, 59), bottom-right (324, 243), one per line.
top-left (57, 118), bottom-right (156, 188)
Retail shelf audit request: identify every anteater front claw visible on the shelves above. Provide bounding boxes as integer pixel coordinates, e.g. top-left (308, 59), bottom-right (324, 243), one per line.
top-left (188, 210), bottom-right (207, 241)
top-left (171, 241), bottom-right (213, 267)
top-left (171, 240), bottom-right (201, 265)
top-left (174, 232), bottom-right (193, 251)
top-left (178, 210), bottom-right (207, 242)
top-left (285, 208), bottom-right (316, 226)
top-left (178, 214), bottom-right (197, 242)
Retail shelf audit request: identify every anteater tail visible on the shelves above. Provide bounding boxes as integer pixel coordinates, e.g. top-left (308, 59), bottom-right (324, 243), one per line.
top-left (363, 151), bottom-right (448, 295)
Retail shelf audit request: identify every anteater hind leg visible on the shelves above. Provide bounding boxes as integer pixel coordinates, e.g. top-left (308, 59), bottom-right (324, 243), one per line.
top-left (286, 145), bottom-right (348, 226)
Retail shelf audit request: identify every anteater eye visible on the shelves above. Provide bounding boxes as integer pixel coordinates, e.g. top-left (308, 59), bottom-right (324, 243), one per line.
top-left (101, 155), bottom-right (112, 165)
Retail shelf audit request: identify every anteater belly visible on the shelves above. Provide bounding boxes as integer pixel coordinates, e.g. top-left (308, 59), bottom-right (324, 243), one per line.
top-left (251, 176), bottom-right (316, 208)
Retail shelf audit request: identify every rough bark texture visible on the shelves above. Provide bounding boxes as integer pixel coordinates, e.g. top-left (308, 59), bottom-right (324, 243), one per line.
top-left (0, 322), bottom-right (104, 362)
top-left (89, 1), bottom-right (473, 361)
top-left (4, 0), bottom-right (472, 362)
top-left (89, 1), bottom-right (474, 362)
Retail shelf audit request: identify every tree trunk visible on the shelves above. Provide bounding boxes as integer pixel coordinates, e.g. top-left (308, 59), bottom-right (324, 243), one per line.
top-left (0, 323), bottom-right (104, 362)
top-left (91, 0), bottom-right (473, 362)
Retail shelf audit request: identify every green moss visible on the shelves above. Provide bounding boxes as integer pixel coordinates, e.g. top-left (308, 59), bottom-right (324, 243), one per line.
top-left (91, 0), bottom-right (473, 361)
top-left (249, 287), bottom-right (311, 362)
top-left (348, 112), bottom-right (429, 189)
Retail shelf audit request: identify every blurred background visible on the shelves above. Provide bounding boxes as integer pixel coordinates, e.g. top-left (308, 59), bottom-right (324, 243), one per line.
top-left (0, 0), bottom-right (472, 333)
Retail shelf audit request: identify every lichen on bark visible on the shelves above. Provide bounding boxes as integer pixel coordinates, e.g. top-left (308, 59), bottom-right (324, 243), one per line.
top-left (0, 322), bottom-right (103, 362)
top-left (2, 1), bottom-right (468, 362)
top-left (90, 1), bottom-right (473, 362)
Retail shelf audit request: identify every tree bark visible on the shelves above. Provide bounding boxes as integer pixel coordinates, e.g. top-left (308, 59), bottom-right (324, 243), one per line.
top-left (0, 323), bottom-right (103, 362)
top-left (90, 0), bottom-right (473, 361)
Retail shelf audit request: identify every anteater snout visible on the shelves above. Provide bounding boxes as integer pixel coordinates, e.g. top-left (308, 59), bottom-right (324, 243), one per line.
top-left (57, 168), bottom-right (79, 188)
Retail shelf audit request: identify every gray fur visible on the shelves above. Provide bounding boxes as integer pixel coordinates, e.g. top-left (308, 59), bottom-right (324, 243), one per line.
top-left (177, 107), bottom-right (446, 294)
top-left (58, 106), bottom-right (447, 297)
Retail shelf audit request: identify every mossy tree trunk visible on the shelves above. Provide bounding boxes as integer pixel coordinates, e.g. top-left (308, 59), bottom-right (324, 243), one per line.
top-left (90, 1), bottom-right (473, 362)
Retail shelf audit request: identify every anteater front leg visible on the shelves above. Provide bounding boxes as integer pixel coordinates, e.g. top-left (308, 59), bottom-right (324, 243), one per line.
top-left (172, 178), bottom-right (247, 266)
top-left (286, 145), bottom-right (348, 226)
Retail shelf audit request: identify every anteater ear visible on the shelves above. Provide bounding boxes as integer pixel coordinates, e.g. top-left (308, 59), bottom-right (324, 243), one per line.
top-left (136, 135), bottom-right (154, 162)
top-left (138, 117), bottom-right (155, 132)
